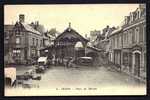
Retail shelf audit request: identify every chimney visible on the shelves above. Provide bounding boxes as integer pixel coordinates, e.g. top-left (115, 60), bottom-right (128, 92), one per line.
top-left (19, 14), bottom-right (25, 23)
top-left (68, 22), bottom-right (71, 31)
top-left (69, 22), bottom-right (71, 28)
top-left (37, 21), bottom-right (39, 26)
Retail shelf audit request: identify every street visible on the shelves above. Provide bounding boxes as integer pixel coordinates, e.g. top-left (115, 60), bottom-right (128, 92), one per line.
top-left (31, 65), bottom-right (145, 88)
top-left (5, 65), bottom-right (146, 96)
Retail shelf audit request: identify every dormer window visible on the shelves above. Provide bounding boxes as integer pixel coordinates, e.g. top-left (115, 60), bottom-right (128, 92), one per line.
top-left (129, 13), bottom-right (133, 23)
top-left (136, 10), bottom-right (140, 19)
top-left (141, 8), bottom-right (146, 17)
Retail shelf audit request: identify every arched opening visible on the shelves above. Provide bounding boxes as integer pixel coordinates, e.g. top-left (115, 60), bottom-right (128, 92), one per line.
top-left (5, 77), bottom-right (12, 87)
top-left (75, 41), bottom-right (85, 58)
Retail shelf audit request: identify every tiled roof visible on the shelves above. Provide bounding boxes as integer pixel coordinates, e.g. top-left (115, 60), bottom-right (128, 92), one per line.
top-left (55, 27), bottom-right (88, 42)
top-left (109, 27), bottom-right (122, 37)
top-left (21, 22), bottom-right (41, 35)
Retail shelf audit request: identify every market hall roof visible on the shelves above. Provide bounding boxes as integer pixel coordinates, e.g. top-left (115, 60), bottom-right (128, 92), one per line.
top-left (55, 23), bottom-right (89, 43)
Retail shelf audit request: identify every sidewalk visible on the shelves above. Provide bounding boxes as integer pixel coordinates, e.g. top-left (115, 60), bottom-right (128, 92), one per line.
top-left (105, 64), bottom-right (146, 84)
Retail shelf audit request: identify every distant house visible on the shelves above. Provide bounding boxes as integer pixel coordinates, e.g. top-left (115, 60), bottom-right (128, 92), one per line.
top-left (93, 26), bottom-right (116, 51)
top-left (90, 30), bottom-right (101, 42)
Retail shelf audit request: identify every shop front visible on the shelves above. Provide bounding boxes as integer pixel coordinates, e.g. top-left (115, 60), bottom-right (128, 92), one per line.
top-left (122, 49), bottom-right (132, 73)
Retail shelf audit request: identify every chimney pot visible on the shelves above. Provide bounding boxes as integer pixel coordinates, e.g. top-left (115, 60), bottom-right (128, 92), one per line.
top-left (19, 14), bottom-right (25, 23)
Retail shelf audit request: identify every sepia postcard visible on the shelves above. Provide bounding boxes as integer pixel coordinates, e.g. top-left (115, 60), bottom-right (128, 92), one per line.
top-left (4, 4), bottom-right (146, 96)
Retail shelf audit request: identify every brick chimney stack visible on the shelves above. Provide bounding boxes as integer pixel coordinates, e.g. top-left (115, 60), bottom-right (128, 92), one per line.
top-left (19, 14), bottom-right (25, 23)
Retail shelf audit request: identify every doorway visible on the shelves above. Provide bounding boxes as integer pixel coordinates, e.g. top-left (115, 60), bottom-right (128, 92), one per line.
top-left (134, 53), bottom-right (140, 77)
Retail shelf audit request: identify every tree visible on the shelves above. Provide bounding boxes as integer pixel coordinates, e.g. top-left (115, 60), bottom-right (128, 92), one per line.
top-left (47, 28), bottom-right (60, 38)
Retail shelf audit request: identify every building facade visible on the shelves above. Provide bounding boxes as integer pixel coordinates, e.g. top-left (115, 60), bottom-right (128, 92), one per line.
top-left (5, 14), bottom-right (46, 64)
top-left (53, 23), bottom-right (89, 65)
top-left (109, 4), bottom-right (146, 79)
top-left (109, 27), bottom-right (122, 66)
top-left (122, 4), bottom-right (146, 79)
top-left (4, 25), bottom-right (14, 64)
top-left (90, 30), bottom-right (101, 42)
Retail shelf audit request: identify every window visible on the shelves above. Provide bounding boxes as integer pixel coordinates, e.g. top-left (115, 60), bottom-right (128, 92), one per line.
top-left (126, 31), bottom-right (128, 45)
top-left (40, 40), bottom-right (42, 47)
top-left (119, 34), bottom-right (122, 48)
top-left (137, 11), bottom-right (139, 19)
top-left (13, 49), bottom-right (21, 57)
top-left (123, 32), bottom-right (126, 46)
top-left (129, 30), bottom-right (132, 44)
top-left (36, 39), bottom-right (38, 46)
top-left (114, 37), bottom-right (116, 48)
top-left (139, 26), bottom-right (143, 42)
top-left (32, 38), bottom-right (35, 46)
top-left (111, 39), bottom-right (113, 49)
top-left (143, 25), bottom-right (146, 43)
top-left (135, 27), bottom-right (139, 43)
top-left (16, 37), bottom-right (20, 44)
top-left (123, 34), bottom-right (125, 46)
top-left (141, 9), bottom-right (146, 17)
top-left (31, 49), bottom-right (36, 57)
top-left (43, 39), bottom-right (45, 46)
top-left (117, 35), bottom-right (119, 47)
top-left (123, 52), bottom-right (128, 66)
top-left (132, 29), bottom-right (135, 44)
top-left (144, 53), bottom-right (146, 72)
top-left (113, 37), bottom-right (115, 48)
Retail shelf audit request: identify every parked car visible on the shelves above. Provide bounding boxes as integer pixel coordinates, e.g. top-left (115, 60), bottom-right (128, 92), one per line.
top-left (35, 66), bottom-right (45, 73)
top-left (69, 57), bottom-right (93, 67)
top-left (32, 74), bottom-right (41, 80)
top-left (78, 57), bottom-right (93, 66)
top-left (23, 72), bottom-right (33, 79)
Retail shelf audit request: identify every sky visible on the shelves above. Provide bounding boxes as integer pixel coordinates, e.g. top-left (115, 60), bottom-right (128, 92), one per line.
top-left (4, 4), bottom-right (139, 37)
